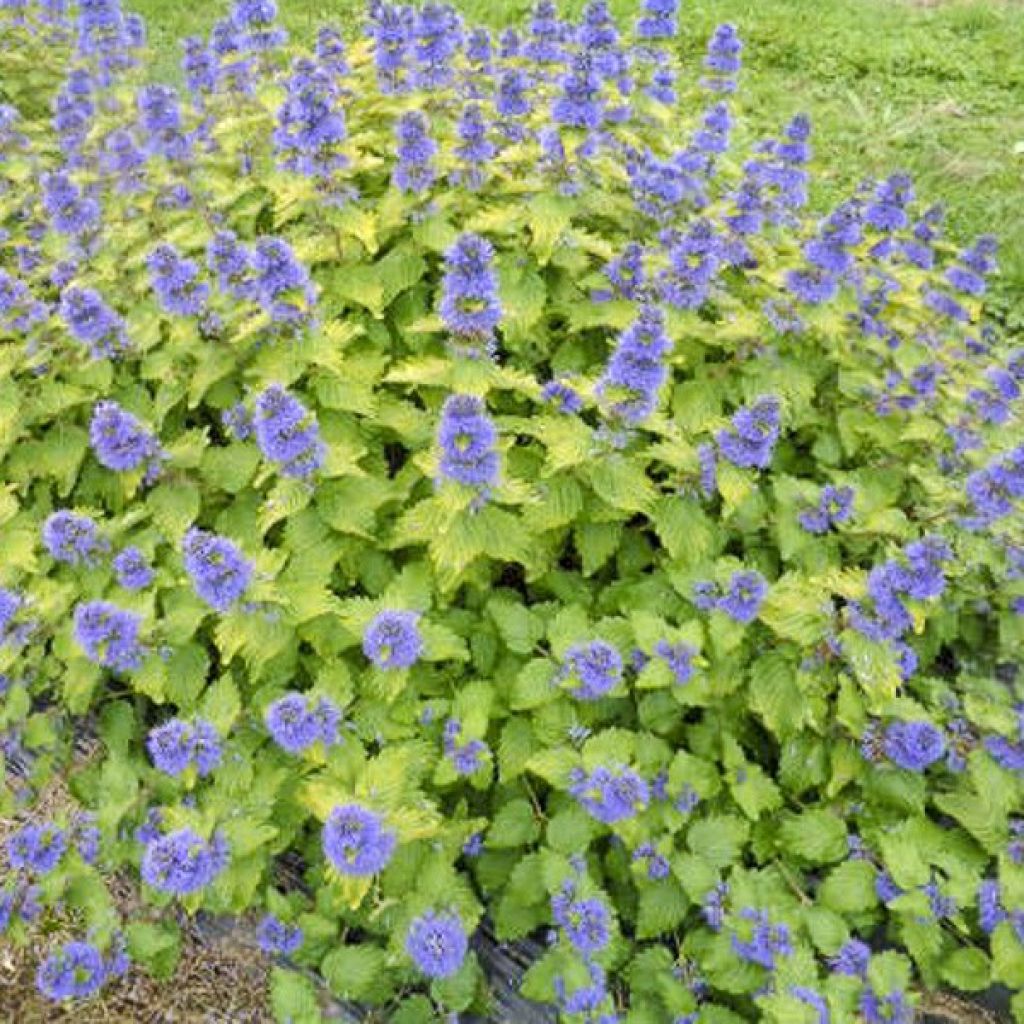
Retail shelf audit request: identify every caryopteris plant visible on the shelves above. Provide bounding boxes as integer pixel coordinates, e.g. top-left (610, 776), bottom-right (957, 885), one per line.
top-left (0, 0), bottom-right (1022, 1021)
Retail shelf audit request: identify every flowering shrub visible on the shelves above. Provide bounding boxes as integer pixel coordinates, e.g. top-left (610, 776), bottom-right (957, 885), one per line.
top-left (0, 0), bottom-right (1023, 1022)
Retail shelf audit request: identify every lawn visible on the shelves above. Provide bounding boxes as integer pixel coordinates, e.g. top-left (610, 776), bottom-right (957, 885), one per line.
top-left (135, 0), bottom-right (1024, 305)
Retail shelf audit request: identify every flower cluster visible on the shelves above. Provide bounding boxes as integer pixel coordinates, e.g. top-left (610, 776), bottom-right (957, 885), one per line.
top-left (89, 400), bottom-right (165, 482)
top-left (363, 609), bottom-right (423, 669)
top-left (73, 600), bottom-right (145, 672)
top-left (181, 527), bottom-right (253, 611)
top-left (436, 394), bottom-right (500, 490)
top-left (405, 909), bottom-right (468, 979)
top-left (140, 828), bottom-right (229, 895)
top-left (252, 384), bottom-right (325, 479)
top-left (146, 717), bottom-right (222, 777)
top-left (322, 804), bottom-right (396, 877)
top-left (265, 692), bottom-right (341, 753)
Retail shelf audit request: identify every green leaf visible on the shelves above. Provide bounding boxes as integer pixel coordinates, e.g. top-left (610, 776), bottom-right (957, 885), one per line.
top-left (778, 810), bottom-right (848, 865)
top-left (940, 947), bottom-right (991, 993)
top-left (818, 861), bottom-right (879, 914)
top-left (125, 921), bottom-right (181, 980)
top-left (637, 877), bottom-right (689, 938)
top-left (320, 945), bottom-right (390, 1002)
top-left (488, 798), bottom-right (541, 848)
top-left (687, 815), bottom-right (749, 869)
top-left (269, 968), bottom-right (323, 1024)
top-left (147, 481), bottom-right (201, 540)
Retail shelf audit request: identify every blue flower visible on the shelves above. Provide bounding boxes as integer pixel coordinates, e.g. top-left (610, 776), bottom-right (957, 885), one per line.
top-left (73, 601), bottom-right (145, 672)
top-left (59, 288), bottom-right (129, 360)
top-left (717, 396), bottom-right (781, 469)
top-left (405, 910), bottom-right (468, 979)
top-left (828, 938), bottom-right (870, 977)
top-left (90, 400), bottom-right (164, 482)
top-left (253, 384), bottom-right (325, 479)
top-left (140, 828), bottom-right (229, 895)
top-left (560, 640), bottom-right (623, 700)
top-left (322, 804), bottom-right (396, 876)
top-left (597, 306), bottom-right (671, 425)
top-left (392, 111), bottom-right (437, 194)
top-left (7, 823), bottom-right (67, 875)
top-left (43, 511), bottom-right (106, 566)
top-left (266, 692), bottom-right (340, 753)
top-left (570, 765), bottom-right (649, 824)
top-left (36, 941), bottom-right (107, 1001)
top-left (654, 640), bottom-right (696, 684)
top-left (363, 610), bottom-right (423, 670)
top-left (114, 547), bottom-right (154, 590)
top-left (146, 243), bottom-right (209, 316)
top-left (730, 908), bottom-right (792, 969)
top-left (438, 234), bottom-right (502, 342)
top-left (257, 914), bottom-right (303, 955)
top-left (552, 888), bottom-right (611, 954)
top-left (883, 721), bottom-right (946, 771)
top-left (147, 717), bottom-right (222, 777)
top-left (182, 528), bottom-right (253, 612)
top-left (701, 23), bottom-right (742, 93)
top-left (717, 570), bottom-right (768, 624)
top-left (437, 395), bottom-right (500, 489)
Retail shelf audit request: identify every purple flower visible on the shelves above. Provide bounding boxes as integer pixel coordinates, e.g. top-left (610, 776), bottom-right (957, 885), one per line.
top-left (393, 111), bottom-right (437, 194)
top-left (636, 0), bottom-right (678, 39)
top-left (701, 23), bottom-right (742, 93)
top-left (438, 234), bottom-right (502, 342)
top-left (730, 908), bottom-right (792, 969)
top-left (560, 640), bottom-right (623, 700)
top-left (978, 880), bottom-right (1006, 934)
top-left (114, 547), bottom-right (153, 590)
top-left (986, 735), bottom-right (1024, 773)
top-left (274, 60), bottom-right (348, 181)
top-left (36, 941), bottom-right (107, 1001)
top-left (41, 171), bottom-right (100, 236)
top-left (542, 380), bottom-right (583, 414)
top-left (406, 910), bottom-right (468, 979)
top-left (73, 601), bottom-right (144, 672)
top-left (717, 570), bottom-right (768, 624)
top-left (453, 104), bottom-right (496, 190)
top-left (363, 610), bottom-right (423, 670)
top-left (146, 243), bottom-right (209, 316)
top-left (208, 231), bottom-right (256, 300)
top-left (791, 986), bottom-right (830, 1024)
top-left (7, 823), bottom-right (67, 875)
top-left (141, 828), bottom-right (229, 894)
top-left (266, 692), bottom-right (340, 753)
top-left (701, 881), bottom-right (729, 930)
top-left (552, 889), bottom-right (610, 954)
top-left (136, 721), bottom-right (211, 784)
top-left (829, 939), bottom-right (870, 977)
top-left (251, 237), bottom-right (315, 324)
top-left (322, 804), bottom-right (396, 876)
top-left (883, 720), bottom-right (946, 771)
top-left (257, 914), bottom-right (303, 955)
top-left (253, 384), bottom-right (325, 479)
top-left (597, 306), bottom-right (671, 425)
top-left (0, 588), bottom-right (30, 647)
top-left (875, 870), bottom-right (904, 903)
top-left (71, 813), bottom-right (100, 864)
top-left (799, 485), bottom-right (855, 534)
top-left (90, 400), bottom-right (164, 482)
top-left (570, 765), bottom-right (649, 824)
top-left (437, 394), bottom-right (500, 489)
top-left (59, 288), bottom-right (129, 360)
top-left (860, 988), bottom-right (913, 1024)
top-left (182, 528), bottom-right (253, 612)
top-left (717, 396), bottom-right (781, 470)
top-left (654, 640), bottom-right (696, 685)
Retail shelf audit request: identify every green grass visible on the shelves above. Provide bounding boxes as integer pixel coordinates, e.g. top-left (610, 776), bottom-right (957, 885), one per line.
top-left (136, 0), bottom-right (1024, 297)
